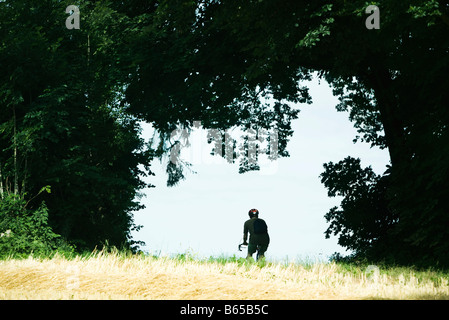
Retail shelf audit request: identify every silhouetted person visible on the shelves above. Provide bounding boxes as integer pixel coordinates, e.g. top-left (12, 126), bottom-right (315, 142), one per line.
top-left (243, 208), bottom-right (270, 261)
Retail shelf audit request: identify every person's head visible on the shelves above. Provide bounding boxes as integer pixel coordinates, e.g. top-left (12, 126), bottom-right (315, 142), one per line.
top-left (248, 208), bottom-right (259, 218)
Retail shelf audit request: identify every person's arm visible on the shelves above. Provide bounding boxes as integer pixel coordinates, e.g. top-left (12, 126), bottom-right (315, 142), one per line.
top-left (243, 221), bottom-right (249, 245)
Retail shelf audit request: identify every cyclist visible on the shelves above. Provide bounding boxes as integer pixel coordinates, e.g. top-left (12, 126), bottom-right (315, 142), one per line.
top-left (242, 208), bottom-right (270, 261)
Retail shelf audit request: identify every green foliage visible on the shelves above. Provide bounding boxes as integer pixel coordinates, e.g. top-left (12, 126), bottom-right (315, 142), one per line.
top-left (117, 0), bottom-right (309, 183)
top-left (1, 0), bottom-right (448, 266)
top-left (0, 0), bottom-right (153, 252)
top-left (0, 194), bottom-right (73, 258)
top-left (315, 0), bottom-right (449, 267)
top-left (321, 158), bottom-right (400, 262)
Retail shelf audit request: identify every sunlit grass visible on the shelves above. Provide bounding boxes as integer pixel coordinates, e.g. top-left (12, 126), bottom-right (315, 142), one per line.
top-left (0, 249), bottom-right (448, 300)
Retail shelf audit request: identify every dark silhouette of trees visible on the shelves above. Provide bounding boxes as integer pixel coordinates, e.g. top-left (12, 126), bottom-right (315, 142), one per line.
top-left (1, 1), bottom-right (448, 265)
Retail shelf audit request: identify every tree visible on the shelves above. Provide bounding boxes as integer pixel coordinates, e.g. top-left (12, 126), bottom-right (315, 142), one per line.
top-left (320, 157), bottom-right (399, 262)
top-left (116, 0), bottom-right (449, 265)
top-left (116, 0), bottom-right (310, 184)
top-left (2, 0), bottom-right (448, 263)
top-left (316, 1), bottom-right (449, 265)
top-left (0, 0), bottom-right (153, 251)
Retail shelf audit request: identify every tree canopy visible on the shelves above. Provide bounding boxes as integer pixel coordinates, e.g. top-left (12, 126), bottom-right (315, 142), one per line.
top-left (1, 0), bottom-right (448, 266)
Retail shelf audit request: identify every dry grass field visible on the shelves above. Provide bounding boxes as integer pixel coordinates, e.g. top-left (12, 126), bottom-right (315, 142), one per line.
top-left (1, 250), bottom-right (448, 300)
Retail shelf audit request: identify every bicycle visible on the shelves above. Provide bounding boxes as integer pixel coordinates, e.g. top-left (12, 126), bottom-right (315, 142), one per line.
top-left (238, 242), bottom-right (262, 261)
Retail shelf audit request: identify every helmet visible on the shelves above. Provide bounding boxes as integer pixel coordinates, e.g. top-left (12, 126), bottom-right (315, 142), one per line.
top-left (248, 208), bottom-right (259, 217)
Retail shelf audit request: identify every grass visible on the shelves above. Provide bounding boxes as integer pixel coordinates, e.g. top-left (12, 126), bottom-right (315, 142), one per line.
top-left (0, 249), bottom-right (448, 300)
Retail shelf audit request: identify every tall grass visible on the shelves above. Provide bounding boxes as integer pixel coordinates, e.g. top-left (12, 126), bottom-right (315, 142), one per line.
top-left (0, 249), bottom-right (448, 299)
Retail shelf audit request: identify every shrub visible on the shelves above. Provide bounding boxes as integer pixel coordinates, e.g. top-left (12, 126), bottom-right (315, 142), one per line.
top-left (0, 194), bottom-right (73, 258)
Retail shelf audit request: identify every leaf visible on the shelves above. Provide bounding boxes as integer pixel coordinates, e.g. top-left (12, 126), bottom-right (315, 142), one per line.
top-left (40, 185), bottom-right (51, 194)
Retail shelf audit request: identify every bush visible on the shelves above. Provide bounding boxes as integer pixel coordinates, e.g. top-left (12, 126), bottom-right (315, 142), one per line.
top-left (0, 194), bottom-right (73, 258)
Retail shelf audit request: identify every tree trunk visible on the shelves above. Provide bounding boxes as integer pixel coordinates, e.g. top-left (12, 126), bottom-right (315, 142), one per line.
top-left (13, 106), bottom-right (18, 195)
top-left (366, 69), bottom-right (407, 170)
top-left (22, 157), bottom-right (27, 196)
top-left (0, 162), bottom-right (4, 199)
top-left (87, 34), bottom-right (90, 66)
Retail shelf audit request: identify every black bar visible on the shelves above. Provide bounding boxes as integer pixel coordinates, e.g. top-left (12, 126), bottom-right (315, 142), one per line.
top-left (0, 300), bottom-right (445, 319)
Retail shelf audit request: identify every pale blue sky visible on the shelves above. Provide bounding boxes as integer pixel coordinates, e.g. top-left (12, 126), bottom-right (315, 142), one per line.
top-left (131, 76), bottom-right (390, 262)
